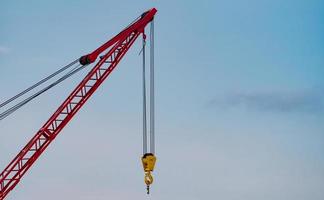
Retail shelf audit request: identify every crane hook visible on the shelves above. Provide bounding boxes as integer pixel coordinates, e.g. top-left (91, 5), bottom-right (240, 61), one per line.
top-left (141, 153), bottom-right (157, 194)
top-left (144, 172), bottom-right (153, 194)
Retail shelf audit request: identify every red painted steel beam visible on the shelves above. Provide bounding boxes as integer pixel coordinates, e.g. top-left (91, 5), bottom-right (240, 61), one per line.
top-left (0, 8), bottom-right (156, 200)
top-left (79, 8), bottom-right (157, 65)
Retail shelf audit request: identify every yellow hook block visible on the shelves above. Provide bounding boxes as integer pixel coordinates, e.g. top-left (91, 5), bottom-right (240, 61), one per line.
top-left (141, 153), bottom-right (157, 186)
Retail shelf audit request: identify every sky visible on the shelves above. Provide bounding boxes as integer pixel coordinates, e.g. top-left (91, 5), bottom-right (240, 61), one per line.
top-left (1, 0), bottom-right (324, 199)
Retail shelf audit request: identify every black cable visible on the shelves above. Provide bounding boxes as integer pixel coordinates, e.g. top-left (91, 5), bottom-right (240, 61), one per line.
top-left (0, 59), bottom-right (79, 108)
top-left (0, 64), bottom-right (87, 121)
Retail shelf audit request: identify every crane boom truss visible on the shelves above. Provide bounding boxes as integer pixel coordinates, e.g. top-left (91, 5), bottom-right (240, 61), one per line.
top-left (0, 8), bottom-right (157, 199)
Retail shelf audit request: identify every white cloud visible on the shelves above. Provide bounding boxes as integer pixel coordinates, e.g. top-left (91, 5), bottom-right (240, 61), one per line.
top-left (209, 88), bottom-right (324, 114)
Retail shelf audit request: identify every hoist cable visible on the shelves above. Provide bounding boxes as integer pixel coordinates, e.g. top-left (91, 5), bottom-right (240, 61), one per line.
top-left (149, 20), bottom-right (155, 154)
top-left (142, 37), bottom-right (148, 154)
top-left (0, 59), bottom-right (79, 109)
top-left (0, 63), bottom-right (87, 121)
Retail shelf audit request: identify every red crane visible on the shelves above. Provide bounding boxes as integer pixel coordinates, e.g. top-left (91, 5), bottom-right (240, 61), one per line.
top-left (0, 8), bottom-right (157, 199)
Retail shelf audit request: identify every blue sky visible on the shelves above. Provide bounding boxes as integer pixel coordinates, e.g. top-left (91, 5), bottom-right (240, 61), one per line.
top-left (1, 0), bottom-right (324, 199)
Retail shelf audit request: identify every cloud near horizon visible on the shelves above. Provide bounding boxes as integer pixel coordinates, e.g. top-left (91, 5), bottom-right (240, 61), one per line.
top-left (209, 88), bottom-right (324, 114)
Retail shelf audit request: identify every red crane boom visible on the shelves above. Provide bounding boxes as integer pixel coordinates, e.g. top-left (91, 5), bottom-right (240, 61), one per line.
top-left (0, 8), bottom-right (157, 199)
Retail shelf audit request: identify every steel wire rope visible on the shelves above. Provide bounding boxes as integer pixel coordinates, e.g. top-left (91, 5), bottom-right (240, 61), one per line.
top-left (0, 59), bottom-right (79, 108)
top-left (0, 11), bottom-right (148, 121)
top-left (0, 63), bottom-right (88, 121)
top-left (149, 19), bottom-right (155, 154)
top-left (142, 37), bottom-right (148, 154)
